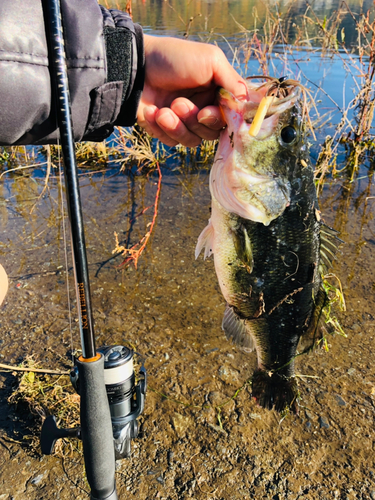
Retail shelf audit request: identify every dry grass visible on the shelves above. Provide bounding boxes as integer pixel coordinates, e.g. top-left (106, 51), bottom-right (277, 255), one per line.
top-left (7, 358), bottom-right (81, 456)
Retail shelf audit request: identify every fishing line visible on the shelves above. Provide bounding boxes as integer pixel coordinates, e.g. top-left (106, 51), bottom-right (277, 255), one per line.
top-left (58, 144), bottom-right (75, 365)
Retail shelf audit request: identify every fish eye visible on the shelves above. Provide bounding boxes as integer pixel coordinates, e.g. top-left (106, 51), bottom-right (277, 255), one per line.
top-left (280, 126), bottom-right (297, 145)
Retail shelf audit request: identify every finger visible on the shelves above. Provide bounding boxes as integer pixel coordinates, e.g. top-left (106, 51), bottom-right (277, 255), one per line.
top-left (171, 99), bottom-right (221, 141)
top-left (141, 105), bottom-right (179, 147)
top-left (211, 48), bottom-right (248, 98)
top-left (197, 106), bottom-right (226, 130)
top-left (155, 108), bottom-right (202, 147)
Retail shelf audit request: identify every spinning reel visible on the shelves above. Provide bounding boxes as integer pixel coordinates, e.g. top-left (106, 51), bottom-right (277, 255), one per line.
top-left (41, 345), bottom-right (146, 460)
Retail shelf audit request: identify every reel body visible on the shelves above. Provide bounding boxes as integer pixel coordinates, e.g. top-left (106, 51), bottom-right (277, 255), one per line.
top-left (41, 345), bottom-right (146, 461)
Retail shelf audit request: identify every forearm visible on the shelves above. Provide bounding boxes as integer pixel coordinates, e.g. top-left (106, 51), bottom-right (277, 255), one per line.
top-left (0, 0), bottom-right (144, 146)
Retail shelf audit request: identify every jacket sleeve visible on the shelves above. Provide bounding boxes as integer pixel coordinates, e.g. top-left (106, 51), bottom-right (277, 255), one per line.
top-left (0, 0), bottom-right (144, 146)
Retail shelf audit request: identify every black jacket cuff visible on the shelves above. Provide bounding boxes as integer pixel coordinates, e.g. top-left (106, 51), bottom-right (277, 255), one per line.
top-left (83, 8), bottom-right (144, 141)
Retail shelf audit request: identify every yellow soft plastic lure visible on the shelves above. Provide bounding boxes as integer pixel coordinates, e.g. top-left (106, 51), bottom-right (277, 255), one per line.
top-left (248, 95), bottom-right (276, 137)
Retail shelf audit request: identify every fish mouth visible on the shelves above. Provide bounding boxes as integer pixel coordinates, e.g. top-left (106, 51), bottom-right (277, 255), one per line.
top-left (218, 77), bottom-right (302, 138)
top-left (243, 76), bottom-right (302, 120)
top-left (218, 77), bottom-right (301, 117)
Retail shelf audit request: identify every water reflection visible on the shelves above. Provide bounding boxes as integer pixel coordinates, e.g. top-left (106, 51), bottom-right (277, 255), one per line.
top-left (105, 0), bottom-right (374, 46)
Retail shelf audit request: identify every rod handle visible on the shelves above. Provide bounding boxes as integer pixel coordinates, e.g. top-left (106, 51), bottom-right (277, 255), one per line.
top-left (77, 355), bottom-right (118, 500)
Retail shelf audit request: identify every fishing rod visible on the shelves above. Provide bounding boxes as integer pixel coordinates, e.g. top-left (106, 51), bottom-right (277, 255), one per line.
top-left (39, 1), bottom-right (146, 499)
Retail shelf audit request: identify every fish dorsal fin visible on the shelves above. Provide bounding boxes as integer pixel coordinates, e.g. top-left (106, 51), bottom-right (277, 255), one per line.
top-left (231, 225), bottom-right (254, 273)
top-left (195, 219), bottom-right (214, 260)
top-left (319, 223), bottom-right (343, 274)
top-left (222, 304), bottom-right (255, 352)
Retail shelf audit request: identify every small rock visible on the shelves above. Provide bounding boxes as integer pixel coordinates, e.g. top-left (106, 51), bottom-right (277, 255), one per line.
top-left (167, 450), bottom-right (174, 465)
top-left (218, 365), bottom-right (240, 383)
top-left (216, 444), bottom-right (228, 455)
top-left (305, 410), bottom-right (315, 420)
top-left (156, 475), bottom-right (164, 485)
top-left (30, 473), bottom-right (44, 485)
top-left (172, 413), bottom-right (191, 435)
top-left (347, 368), bottom-right (356, 376)
top-left (318, 416), bottom-right (330, 429)
top-left (208, 391), bottom-right (224, 406)
top-left (208, 423), bottom-right (228, 436)
top-left (315, 391), bottom-right (327, 404)
top-left (334, 394), bottom-right (347, 406)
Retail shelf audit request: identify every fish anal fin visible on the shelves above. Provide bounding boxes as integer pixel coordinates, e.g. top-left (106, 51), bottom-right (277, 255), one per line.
top-left (222, 304), bottom-right (255, 352)
top-left (195, 219), bottom-right (214, 260)
top-left (298, 287), bottom-right (328, 353)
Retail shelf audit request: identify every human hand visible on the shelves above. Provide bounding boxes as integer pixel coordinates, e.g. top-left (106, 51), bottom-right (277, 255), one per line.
top-left (137, 35), bottom-right (247, 147)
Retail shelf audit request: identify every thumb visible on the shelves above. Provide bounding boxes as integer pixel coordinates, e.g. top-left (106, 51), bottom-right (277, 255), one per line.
top-left (213, 54), bottom-right (247, 98)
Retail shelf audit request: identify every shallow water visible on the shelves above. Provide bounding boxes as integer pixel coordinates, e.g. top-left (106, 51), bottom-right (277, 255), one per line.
top-left (0, 158), bottom-right (374, 499)
top-left (1, 1), bottom-right (375, 499)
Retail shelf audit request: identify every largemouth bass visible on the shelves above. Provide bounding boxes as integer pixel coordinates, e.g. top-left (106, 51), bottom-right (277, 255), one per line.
top-left (196, 78), bottom-right (338, 412)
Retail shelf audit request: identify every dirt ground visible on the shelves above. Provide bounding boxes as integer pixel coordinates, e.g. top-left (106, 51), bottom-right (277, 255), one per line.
top-left (0, 166), bottom-right (374, 499)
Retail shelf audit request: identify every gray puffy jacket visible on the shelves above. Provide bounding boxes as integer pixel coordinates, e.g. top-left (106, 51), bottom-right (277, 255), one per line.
top-left (0, 0), bottom-right (144, 145)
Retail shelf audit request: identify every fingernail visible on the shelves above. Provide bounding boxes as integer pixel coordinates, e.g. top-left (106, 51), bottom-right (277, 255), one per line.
top-left (156, 111), bottom-right (178, 129)
top-left (174, 101), bottom-right (191, 119)
top-left (198, 116), bottom-right (219, 127)
top-left (144, 105), bottom-right (157, 120)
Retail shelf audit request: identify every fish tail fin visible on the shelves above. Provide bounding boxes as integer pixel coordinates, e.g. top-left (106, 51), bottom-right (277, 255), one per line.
top-left (195, 219), bottom-right (214, 260)
top-left (251, 369), bottom-right (299, 413)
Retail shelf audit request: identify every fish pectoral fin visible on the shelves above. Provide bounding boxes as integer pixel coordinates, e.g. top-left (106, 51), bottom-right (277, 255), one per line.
top-left (232, 225), bottom-right (254, 272)
top-left (319, 223), bottom-right (343, 274)
top-left (222, 304), bottom-right (255, 352)
top-left (195, 219), bottom-right (215, 260)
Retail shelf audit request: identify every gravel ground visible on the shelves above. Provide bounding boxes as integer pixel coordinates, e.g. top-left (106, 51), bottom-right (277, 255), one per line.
top-left (0, 167), bottom-right (374, 499)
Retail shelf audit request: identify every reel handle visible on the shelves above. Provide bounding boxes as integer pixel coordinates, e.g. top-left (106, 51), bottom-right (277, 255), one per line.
top-left (40, 415), bottom-right (81, 455)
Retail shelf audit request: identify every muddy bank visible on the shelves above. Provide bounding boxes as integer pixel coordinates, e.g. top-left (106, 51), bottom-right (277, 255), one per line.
top-left (0, 167), bottom-right (374, 499)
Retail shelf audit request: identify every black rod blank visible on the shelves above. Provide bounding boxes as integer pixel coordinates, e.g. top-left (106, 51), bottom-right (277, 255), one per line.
top-left (42, 0), bottom-right (96, 359)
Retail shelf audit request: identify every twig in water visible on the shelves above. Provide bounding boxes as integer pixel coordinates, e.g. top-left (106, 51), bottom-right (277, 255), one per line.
top-left (113, 161), bottom-right (162, 268)
top-left (0, 363), bottom-right (68, 375)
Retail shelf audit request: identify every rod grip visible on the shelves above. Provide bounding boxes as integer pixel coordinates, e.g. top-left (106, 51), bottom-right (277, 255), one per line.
top-left (77, 355), bottom-right (118, 500)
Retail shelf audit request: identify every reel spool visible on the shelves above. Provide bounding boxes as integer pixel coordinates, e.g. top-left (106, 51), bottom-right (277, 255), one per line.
top-left (98, 345), bottom-right (146, 459)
